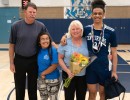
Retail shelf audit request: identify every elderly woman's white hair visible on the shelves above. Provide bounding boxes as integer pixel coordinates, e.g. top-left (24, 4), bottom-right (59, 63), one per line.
top-left (66, 20), bottom-right (83, 38)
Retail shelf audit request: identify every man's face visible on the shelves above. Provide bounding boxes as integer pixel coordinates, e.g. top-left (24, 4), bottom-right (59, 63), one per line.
top-left (24, 6), bottom-right (37, 24)
top-left (91, 8), bottom-right (105, 24)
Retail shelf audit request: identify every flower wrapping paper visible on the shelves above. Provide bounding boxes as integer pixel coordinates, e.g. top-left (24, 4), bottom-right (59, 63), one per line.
top-left (69, 52), bottom-right (90, 75)
top-left (64, 52), bottom-right (97, 88)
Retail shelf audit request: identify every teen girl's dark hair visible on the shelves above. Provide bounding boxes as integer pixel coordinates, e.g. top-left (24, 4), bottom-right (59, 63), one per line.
top-left (37, 32), bottom-right (52, 60)
top-left (91, 0), bottom-right (106, 12)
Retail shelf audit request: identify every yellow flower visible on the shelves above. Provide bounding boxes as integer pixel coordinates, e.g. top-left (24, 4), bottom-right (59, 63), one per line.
top-left (71, 52), bottom-right (89, 67)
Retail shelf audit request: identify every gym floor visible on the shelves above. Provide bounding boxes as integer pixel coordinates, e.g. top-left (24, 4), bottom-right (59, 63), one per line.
top-left (0, 44), bottom-right (130, 100)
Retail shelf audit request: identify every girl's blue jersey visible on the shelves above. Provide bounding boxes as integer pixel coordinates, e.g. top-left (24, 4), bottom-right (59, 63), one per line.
top-left (37, 46), bottom-right (60, 79)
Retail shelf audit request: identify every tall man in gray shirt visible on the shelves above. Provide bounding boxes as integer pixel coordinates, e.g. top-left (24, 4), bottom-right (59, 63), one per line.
top-left (9, 2), bottom-right (51, 100)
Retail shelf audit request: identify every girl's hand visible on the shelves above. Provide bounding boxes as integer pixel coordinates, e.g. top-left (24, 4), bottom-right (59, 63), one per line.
top-left (41, 75), bottom-right (45, 79)
top-left (41, 72), bottom-right (46, 79)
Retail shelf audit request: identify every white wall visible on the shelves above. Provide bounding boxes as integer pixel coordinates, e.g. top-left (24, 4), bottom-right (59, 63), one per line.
top-left (0, 0), bottom-right (20, 7)
top-left (9, 0), bottom-right (21, 6)
top-left (0, 0), bottom-right (130, 7)
top-left (0, 0), bottom-right (70, 7)
top-left (32, 0), bottom-right (71, 7)
top-left (104, 0), bottom-right (130, 6)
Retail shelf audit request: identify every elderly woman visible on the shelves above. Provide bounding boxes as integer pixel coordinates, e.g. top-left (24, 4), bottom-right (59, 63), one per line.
top-left (58, 20), bottom-right (89, 100)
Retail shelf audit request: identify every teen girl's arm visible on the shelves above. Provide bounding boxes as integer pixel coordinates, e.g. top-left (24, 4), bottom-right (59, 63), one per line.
top-left (41, 63), bottom-right (58, 78)
top-left (52, 42), bottom-right (58, 49)
top-left (111, 47), bottom-right (118, 80)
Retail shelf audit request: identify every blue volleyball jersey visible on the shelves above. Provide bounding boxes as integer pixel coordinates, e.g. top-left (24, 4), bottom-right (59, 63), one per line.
top-left (84, 24), bottom-right (117, 71)
top-left (37, 46), bottom-right (60, 79)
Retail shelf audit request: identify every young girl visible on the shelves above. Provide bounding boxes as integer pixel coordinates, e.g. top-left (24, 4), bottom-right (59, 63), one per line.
top-left (37, 32), bottom-right (60, 100)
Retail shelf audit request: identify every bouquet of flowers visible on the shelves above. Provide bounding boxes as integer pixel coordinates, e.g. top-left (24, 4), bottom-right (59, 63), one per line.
top-left (64, 52), bottom-right (90, 88)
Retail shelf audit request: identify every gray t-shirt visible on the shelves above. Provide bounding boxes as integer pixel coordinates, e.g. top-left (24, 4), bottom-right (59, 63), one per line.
top-left (9, 19), bottom-right (48, 57)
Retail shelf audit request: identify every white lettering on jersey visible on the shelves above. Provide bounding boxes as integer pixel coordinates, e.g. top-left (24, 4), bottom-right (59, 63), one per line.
top-left (87, 35), bottom-right (106, 47)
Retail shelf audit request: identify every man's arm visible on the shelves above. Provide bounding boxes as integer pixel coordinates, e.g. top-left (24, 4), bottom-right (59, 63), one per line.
top-left (9, 43), bottom-right (15, 73)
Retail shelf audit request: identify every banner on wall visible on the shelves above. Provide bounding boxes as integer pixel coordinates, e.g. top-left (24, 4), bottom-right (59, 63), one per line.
top-left (64, 0), bottom-right (93, 19)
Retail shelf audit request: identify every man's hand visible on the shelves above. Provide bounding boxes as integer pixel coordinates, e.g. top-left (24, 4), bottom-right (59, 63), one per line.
top-left (10, 63), bottom-right (15, 73)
